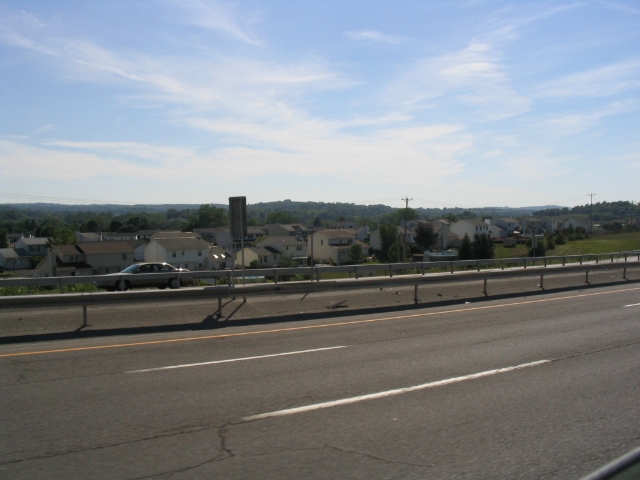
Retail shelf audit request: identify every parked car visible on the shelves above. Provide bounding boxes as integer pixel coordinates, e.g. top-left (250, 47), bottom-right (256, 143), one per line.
top-left (95, 262), bottom-right (192, 291)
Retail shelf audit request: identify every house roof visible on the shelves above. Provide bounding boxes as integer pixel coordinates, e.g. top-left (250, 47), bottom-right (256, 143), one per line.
top-left (258, 236), bottom-right (306, 247)
top-left (77, 241), bottom-right (134, 254)
top-left (0, 248), bottom-right (28, 259)
top-left (316, 229), bottom-right (356, 239)
top-left (150, 231), bottom-right (200, 239)
top-left (18, 237), bottom-right (49, 246)
top-left (154, 237), bottom-right (212, 250)
top-left (55, 244), bottom-right (82, 256)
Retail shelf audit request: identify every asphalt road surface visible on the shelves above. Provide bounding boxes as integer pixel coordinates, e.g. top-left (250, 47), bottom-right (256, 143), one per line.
top-left (2, 283), bottom-right (640, 479)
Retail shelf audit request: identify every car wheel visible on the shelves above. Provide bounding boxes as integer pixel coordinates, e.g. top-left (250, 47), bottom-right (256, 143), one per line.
top-left (168, 278), bottom-right (180, 289)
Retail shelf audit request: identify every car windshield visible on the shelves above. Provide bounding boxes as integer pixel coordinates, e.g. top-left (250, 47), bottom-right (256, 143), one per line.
top-left (120, 265), bottom-right (140, 274)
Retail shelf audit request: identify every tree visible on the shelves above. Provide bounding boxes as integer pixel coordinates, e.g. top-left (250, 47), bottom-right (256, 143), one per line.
top-left (413, 222), bottom-right (439, 251)
top-left (265, 211), bottom-right (298, 224)
top-left (378, 224), bottom-right (398, 261)
top-left (528, 236), bottom-right (546, 257)
top-left (0, 228), bottom-right (8, 248)
top-left (458, 234), bottom-right (473, 260)
top-left (472, 233), bottom-right (495, 260)
top-left (545, 233), bottom-right (556, 251)
top-left (189, 204), bottom-right (228, 229)
top-left (349, 243), bottom-right (363, 263)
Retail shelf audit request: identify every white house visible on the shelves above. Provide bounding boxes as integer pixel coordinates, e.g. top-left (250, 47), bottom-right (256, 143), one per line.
top-left (0, 248), bottom-right (31, 270)
top-left (144, 235), bottom-right (213, 270)
top-left (494, 218), bottom-right (521, 236)
top-left (450, 219), bottom-right (493, 239)
top-left (14, 236), bottom-right (49, 257)
top-left (310, 229), bottom-right (369, 265)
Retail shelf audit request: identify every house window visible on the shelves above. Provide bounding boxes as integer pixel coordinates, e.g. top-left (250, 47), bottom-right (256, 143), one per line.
top-left (172, 252), bottom-right (177, 257)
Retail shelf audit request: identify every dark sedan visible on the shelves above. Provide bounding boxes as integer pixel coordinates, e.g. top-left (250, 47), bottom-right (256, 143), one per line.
top-left (95, 262), bottom-right (192, 291)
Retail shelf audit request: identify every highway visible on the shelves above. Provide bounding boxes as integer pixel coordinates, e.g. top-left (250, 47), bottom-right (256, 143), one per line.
top-left (2, 284), bottom-right (640, 479)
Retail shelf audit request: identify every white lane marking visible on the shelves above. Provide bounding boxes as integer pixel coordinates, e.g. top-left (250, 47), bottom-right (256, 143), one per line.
top-left (127, 346), bottom-right (348, 373)
top-left (242, 359), bottom-right (551, 421)
top-left (623, 303), bottom-right (640, 307)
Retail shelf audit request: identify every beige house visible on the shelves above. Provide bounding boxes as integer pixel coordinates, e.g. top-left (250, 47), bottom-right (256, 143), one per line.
top-left (235, 246), bottom-right (281, 268)
top-left (310, 229), bottom-right (369, 266)
top-left (257, 236), bottom-right (308, 258)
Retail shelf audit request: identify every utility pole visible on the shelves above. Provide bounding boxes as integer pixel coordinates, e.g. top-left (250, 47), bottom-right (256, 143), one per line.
top-left (401, 197), bottom-right (412, 262)
top-left (588, 193), bottom-right (596, 233)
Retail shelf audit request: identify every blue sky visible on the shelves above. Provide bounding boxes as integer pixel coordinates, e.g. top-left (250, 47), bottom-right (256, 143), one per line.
top-left (1, 0), bottom-right (639, 209)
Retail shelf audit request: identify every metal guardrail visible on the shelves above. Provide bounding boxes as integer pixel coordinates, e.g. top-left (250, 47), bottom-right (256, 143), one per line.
top-left (1, 251), bottom-right (639, 327)
top-left (1, 251), bottom-right (639, 292)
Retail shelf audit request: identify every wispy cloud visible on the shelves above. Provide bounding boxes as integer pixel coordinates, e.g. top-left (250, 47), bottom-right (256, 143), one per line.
top-left (345, 30), bottom-right (405, 45)
top-left (386, 42), bottom-right (530, 120)
top-left (537, 59), bottom-right (640, 98)
top-left (163, 0), bottom-right (262, 45)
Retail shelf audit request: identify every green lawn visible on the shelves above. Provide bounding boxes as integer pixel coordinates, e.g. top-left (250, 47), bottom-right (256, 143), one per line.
top-left (495, 232), bottom-right (640, 259)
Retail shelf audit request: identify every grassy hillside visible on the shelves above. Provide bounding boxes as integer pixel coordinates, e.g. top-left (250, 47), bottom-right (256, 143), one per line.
top-left (495, 232), bottom-right (640, 259)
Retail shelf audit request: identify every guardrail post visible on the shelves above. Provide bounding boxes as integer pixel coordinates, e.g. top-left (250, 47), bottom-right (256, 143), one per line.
top-left (59, 278), bottom-right (64, 294)
top-left (477, 261), bottom-right (481, 272)
top-left (585, 270), bottom-right (590, 285)
top-left (82, 304), bottom-right (88, 328)
top-left (539, 274), bottom-right (545, 290)
top-left (580, 256), bottom-right (583, 265)
top-left (623, 267), bottom-right (627, 280)
top-left (610, 254), bottom-right (614, 263)
top-left (414, 284), bottom-right (419, 304)
top-left (389, 265), bottom-right (393, 278)
top-left (483, 278), bottom-right (488, 296)
top-left (562, 256), bottom-right (566, 266)
top-left (544, 257), bottom-right (547, 267)
top-left (273, 269), bottom-right (278, 283)
top-left (450, 262), bottom-right (454, 274)
top-left (355, 265), bottom-right (359, 280)
top-left (524, 258), bottom-right (527, 269)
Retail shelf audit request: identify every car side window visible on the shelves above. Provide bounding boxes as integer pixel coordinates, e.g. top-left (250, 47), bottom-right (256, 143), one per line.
top-left (139, 265), bottom-right (152, 273)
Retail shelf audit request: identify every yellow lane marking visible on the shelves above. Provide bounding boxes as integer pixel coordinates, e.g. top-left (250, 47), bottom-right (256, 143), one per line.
top-left (2, 286), bottom-right (639, 358)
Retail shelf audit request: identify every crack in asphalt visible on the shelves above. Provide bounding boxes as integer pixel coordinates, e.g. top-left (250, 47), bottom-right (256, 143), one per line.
top-left (0, 424), bottom-right (219, 466)
top-left (323, 443), bottom-right (435, 469)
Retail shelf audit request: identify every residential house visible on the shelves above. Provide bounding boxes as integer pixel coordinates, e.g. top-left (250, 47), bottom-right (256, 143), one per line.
top-left (214, 226), bottom-right (266, 251)
top-left (522, 217), bottom-right (544, 235)
top-left (0, 248), bottom-right (31, 270)
top-left (206, 245), bottom-right (233, 270)
top-left (75, 231), bottom-right (102, 242)
top-left (310, 229), bottom-right (369, 265)
top-left (257, 236), bottom-right (308, 260)
top-left (494, 218), bottom-right (521, 237)
top-left (14, 236), bottom-right (49, 257)
top-left (144, 234), bottom-right (212, 270)
top-left (36, 241), bottom-right (135, 277)
top-left (261, 224), bottom-right (310, 238)
top-left (98, 231), bottom-right (139, 241)
top-left (235, 246), bottom-right (281, 268)
top-left (450, 219), bottom-right (493, 240)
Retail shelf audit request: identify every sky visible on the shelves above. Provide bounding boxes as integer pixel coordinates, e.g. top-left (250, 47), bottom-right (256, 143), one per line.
top-left (1, 0), bottom-right (639, 210)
